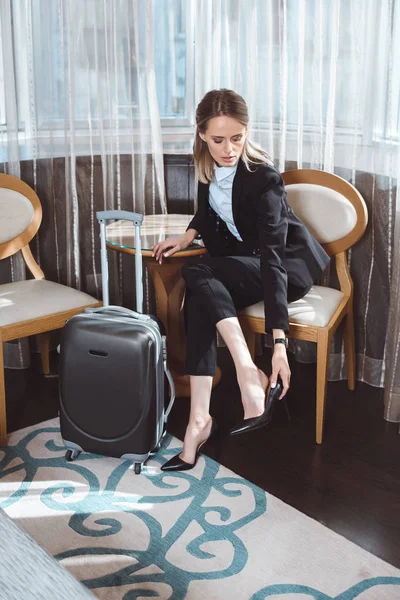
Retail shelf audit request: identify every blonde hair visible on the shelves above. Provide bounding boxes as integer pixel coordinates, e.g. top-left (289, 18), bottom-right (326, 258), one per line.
top-left (193, 89), bottom-right (271, 184)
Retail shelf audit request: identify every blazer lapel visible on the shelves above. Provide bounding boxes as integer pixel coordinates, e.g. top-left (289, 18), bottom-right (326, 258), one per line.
top-left (232, 158), bottom-right (246, 221)
top-left (196, 181), bottom-right (210, 214)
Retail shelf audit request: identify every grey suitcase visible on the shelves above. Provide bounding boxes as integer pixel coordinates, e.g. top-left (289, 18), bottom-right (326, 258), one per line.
top-left (59, 210), bottom-right (175, 474)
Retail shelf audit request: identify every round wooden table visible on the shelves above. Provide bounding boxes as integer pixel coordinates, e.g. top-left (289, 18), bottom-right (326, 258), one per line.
top-left (106, 214), bottom-right (222, 397)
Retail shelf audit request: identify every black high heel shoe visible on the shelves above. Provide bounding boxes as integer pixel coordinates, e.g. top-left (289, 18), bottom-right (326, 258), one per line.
top-left (161, 418), bottom-right (218, 472)
top-left (229, 376), bottom-right (289, 436)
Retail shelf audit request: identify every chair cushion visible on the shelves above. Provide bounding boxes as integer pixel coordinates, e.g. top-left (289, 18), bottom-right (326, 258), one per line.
top-left (240, 285), bottom-right (345, 328)
top-left (0, 279), bottom-right (99, 327)
top-left (0, 188), bottom-right (35, 244)
top-left (286, 183), bottom-right (358, 244)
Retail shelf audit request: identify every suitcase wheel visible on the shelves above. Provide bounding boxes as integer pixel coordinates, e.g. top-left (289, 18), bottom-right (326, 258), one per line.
top-left (65, 449), bottom-right (81, 462)
top-left (134, 463), bottom-right (142, 475)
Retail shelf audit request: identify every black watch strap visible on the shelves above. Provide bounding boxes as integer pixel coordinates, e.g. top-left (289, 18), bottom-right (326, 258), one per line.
top-left (274, 337), bottom-right (288, 348)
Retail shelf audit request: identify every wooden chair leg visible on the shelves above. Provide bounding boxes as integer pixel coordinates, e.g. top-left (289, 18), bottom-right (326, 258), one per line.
top-left (343, 304), bottom-right (356, 391)
top-left (316, 329), bottom-right (330, 444)
top-left (39, 332), bottom-right (50, 376)
top-left (0, 340), bottom-right (8, 446)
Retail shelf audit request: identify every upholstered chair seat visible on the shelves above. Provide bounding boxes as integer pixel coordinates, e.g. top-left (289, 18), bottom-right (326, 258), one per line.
top-left (242, 285), bottom-right (345, 329)
top-left (0, 280), bottom-right (98, 327)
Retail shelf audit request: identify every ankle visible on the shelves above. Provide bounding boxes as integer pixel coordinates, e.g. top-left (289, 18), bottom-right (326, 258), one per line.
top-left (187, 415), bottom-right (211, 431)
top-left (239, 368), bottom-right (269, 420)
top-left (237, 363), bottom-right (258, 382)
top-left (237, 365), bottom-right (266, 392)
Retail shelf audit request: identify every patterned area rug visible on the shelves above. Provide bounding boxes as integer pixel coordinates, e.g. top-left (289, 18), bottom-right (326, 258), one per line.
top-left (1, 418), bottom-right (400, 600)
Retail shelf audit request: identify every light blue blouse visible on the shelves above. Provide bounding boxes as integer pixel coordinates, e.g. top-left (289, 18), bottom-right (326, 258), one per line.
top-left (209, 163), bottom-right (243, 241)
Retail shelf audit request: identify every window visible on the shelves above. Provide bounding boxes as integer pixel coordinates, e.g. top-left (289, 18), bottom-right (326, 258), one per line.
top-left (2, 0), bottom-right (399, 154)
top-left (154, 0), bottom-right (188, 121)
top-left (9, 0), bottom-right (189, 132)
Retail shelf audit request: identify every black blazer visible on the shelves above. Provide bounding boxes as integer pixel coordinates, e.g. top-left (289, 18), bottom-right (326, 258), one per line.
top-left (188, 159), bottom-right (330, 334)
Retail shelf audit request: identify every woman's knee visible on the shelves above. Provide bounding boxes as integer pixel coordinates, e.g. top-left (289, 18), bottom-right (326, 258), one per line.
top-left (181, 255), bottom-right (213, 285)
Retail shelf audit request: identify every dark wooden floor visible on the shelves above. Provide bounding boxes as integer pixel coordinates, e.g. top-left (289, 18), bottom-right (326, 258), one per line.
top-left (4, 347), bottom-right (400, 569)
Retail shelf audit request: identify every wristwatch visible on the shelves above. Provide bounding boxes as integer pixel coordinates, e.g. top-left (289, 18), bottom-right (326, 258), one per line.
top-left (273, 337), bottom-right (288, 348)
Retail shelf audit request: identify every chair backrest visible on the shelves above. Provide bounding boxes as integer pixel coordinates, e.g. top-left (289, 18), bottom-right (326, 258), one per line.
top-left (282, 169), bottom-right (368, 256)
top-left (0, 174), bottom-right (42, 260)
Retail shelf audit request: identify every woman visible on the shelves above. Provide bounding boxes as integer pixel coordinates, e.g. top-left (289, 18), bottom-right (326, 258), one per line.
top-left (153, 89), bottom-right (330, 471)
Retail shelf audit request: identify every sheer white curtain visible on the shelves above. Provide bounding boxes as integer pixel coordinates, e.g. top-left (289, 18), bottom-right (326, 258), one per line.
top-left (194, 0), bottom-right (400, 418)
top-left (0, 0), bottom-right (166, 368)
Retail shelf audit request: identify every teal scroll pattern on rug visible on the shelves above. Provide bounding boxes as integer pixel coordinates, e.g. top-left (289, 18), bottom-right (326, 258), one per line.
top-left (1, 423), bottom-right (400, 600)
top-left (249, 578), bottom-right (400, 599)
top-left (0, 424), bottom-right (264, 598)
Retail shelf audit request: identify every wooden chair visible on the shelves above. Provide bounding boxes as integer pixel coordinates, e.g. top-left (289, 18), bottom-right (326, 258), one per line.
top-left (0, 174), bottom-right (101, 446)
top-left (238, 169), bottom-right (368, 444)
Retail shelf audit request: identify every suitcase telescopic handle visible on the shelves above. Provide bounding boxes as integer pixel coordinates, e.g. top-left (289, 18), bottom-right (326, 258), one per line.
top-left (96, 210), bottom-right (144, 225)
top-left (96, 210), bottom-right (144, 311)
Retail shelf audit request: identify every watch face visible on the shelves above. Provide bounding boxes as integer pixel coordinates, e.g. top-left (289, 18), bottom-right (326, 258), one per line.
top-left (274, 338), bottom-right (288, 347)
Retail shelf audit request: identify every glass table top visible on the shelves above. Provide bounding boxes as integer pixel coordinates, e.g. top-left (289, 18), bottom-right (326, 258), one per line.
top-left (106, 213), bottom-right (204, 252)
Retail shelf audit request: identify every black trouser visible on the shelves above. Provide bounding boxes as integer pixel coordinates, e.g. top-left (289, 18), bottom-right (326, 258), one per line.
top-left (182, 253), bottom-right (309, 376)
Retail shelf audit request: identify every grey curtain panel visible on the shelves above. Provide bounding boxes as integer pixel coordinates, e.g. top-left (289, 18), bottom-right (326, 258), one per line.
top-left (384, 209), bottom-right (400, 425)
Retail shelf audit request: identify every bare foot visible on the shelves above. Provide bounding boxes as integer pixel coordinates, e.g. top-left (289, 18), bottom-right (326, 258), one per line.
top-left (239, 367), bottom-right (269, 420)
top-left (179, 417), bottom-right (213, 464)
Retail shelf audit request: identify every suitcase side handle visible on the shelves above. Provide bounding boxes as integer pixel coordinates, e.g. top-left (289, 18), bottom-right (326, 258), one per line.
top-left (162, 336), bottom-right (175, 422)
top-left (164, 368), bottom-right (176, 422)
top-left (96, 210), bottom-right (144, 311)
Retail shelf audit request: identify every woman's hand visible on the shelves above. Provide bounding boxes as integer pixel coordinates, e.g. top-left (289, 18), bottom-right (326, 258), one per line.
top-left (152, 231), bottom-right (195, 264)
top-left (270, 344), bottom-right (291, 399)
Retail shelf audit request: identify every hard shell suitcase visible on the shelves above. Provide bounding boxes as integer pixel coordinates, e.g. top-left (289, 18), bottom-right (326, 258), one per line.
top-left (59, 210), bottom-right (175, 474)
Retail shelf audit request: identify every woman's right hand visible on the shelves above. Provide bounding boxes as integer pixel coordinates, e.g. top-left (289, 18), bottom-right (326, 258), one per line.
top-left (152, 233), bottom-right (191, 264)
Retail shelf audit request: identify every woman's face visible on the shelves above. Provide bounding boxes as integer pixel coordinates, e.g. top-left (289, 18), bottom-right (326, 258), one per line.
top-left (199, 115), bottom-right (247, 167)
